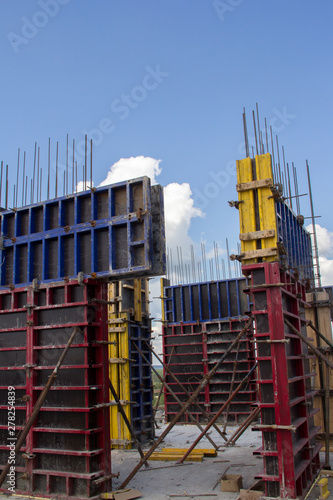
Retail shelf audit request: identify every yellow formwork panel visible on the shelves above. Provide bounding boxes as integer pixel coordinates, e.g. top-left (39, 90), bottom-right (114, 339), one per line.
top-left (108, 281), bottom-right (132, 449)
top-left (255, 154), bottom-right (278, 262)
top-left (236, 157), bottom-right (257, 264)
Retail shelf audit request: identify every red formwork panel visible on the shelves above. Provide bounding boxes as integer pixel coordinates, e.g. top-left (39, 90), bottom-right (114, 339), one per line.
top-left (0, 279), bottom-right (111, 499)
top-left (242, 262), bottom-right (321, 499)
top-left (162, 318), bottom-right (256, 424)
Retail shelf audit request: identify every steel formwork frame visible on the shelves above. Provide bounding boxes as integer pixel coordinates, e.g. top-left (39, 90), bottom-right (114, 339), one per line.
top-left (108, 280), bottom-right (154, 449)
top-left (243, 262), bottom-right (321, 499)
top-left (0, 279), bottom-right (111, 499)
top-left (162, 318), bottom-right (256, 424)
top-left (0, 177), bottom-right (166, 288)
top-left (162, 277), bottom-right (249, 324)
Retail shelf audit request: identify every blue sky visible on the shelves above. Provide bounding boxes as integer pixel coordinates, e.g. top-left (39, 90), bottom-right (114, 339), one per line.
top-left (1, 0), bottom-right (333, 284)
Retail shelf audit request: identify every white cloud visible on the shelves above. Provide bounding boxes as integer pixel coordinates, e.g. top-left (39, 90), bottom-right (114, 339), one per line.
top-left (319, 256), bottom-right (333, 287)
top-left (306, 224), bottom-right (333, 285)
top-left (164, 182), bottom-right (204, 251)
top-left (99, 156), bottom-right (162, 186)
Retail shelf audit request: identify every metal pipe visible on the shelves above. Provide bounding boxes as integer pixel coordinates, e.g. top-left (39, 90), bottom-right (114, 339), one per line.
top-left (0, 160), bottom-right (3, 207)
top-left (47, 137), bottom-right (50, 200)
top-left (22, 152), bottom-right (26, 207)
top-left (284, 318), bottom-right (333, 369)
top-left (177, 364), bottom-right (257, 463)
top-left (55, 141), bottom-right (59, 198)
top-left (119, 318), bottom-right (253, 489)
top-left (66, 133), bottom-right (69, 196)
top-left (90, 138), bottom-right (93, 188)
top-left (0, 327), bottom-right (80, 488)
top-left (252, 110), bottom-right (259, 156)
top-left (153, 346), bottom-right (175, 426)
top-left (15, 148), bottom-right (20, 208)
top-left (324, 365), bottom-right (331, 469)
top-left (224, 406), bottom-right (260, 446)
top-left (108, 379), bottom-right (149, 467)
top-left (132, 342), bottom-right (219, 450)
top-left (307, 161), bottom-right (321, 287)
top-left (32, 142), bottom-right (37, 203)
top-left (307, 320), bottom-right (333, 351)
top-left (5, 164), bottom-right (8, 209)
top-left (223, 339), bottom-right (241, 433)
top-left (143, 339), bottom-right (227, 443)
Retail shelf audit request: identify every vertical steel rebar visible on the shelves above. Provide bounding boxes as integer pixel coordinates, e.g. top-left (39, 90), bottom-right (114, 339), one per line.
top-left (306, 161), bottom-right (321, 287)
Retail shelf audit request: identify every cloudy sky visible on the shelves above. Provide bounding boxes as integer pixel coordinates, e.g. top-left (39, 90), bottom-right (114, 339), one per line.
top-left (1, 1), bottom-right (333, 295)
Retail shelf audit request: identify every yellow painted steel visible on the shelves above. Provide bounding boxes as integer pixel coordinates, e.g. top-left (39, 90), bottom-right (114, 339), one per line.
top-left (108, 280), bottom-right (132, 449)
top-left (236, 157), bottom-right (257, 264)
top-left (236, 153), bottom-right (278, 263)
top-left (160, 278), bottom-right (165, 323)
top-left (255, 154), bottom-right (277, 261)
top-left (108, 279), bottom-right (150, 449)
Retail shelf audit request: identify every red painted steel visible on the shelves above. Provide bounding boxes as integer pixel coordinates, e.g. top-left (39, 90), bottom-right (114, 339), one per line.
top-left (162, 319), bottom-right (256, 424)
top-left (243, 262), bottom-right (321, 499)
top-left (0, 279), bottom-right (111, 499)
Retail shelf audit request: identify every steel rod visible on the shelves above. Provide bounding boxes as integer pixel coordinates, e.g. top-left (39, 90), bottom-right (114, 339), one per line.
top-left (307, 321), bottom-right (333, 351)
top-left (32, 142), bottom-right (37, 203)
top-left (90, 138), bottom-right (93, 188)
top-left (177, 364), bottom-right (257, 463)
top-left (224, 407), bottom-right (260, 446)
top-left (47, 137), bottom-right (50, 200)
top-left (284, 318), bottom-right (333, 369)
top-left (0, 160), bottom-right (3, 207)
top-left (325, 365), bottom-right (331, 469)
top-left (307, 160), bottom-right (321, 287)
top-left (0, 327), bottom-right (80, 488)
top-left (108, 379), bottom-right (149, 467)
top-left (119, 318), bottom-right (252, 489)
top-left (222, 340), bottom-right (241, 433)
top-left (143, 339), bottom-right (228, 442)
top-left (15, 148), bottom-right (20, 208)
top-left (5, 164), bottom-right (8, 209)
top-left (153, 346), bottom-right (175, 426)
top-left (22, 152), bottom-right (26, 207)
top-left (132, 342), bottom-right (220, 450)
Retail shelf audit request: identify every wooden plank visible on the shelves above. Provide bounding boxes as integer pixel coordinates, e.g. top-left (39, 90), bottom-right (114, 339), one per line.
top-left (162, 447), bottom-right (217, 457)
top-left (239, 229), bottom-right (275, 241)
top-left (240, 248), bottom-right (278, 260)
top-left (149, 452), bottom-right (204, 462)
top-left (236, 177), bottom-right (273, 192)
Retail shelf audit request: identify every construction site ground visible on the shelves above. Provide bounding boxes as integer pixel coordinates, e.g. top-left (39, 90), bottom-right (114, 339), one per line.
top-left (1, 419), bottom-right (332, 500)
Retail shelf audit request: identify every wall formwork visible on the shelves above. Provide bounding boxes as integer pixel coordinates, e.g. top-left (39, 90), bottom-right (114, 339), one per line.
top-left (161, 278), bottom-right (257, 424)
top-left (0, 279), bottom-right (111, 499)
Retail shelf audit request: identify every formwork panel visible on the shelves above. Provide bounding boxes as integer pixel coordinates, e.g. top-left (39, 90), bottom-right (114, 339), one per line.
top-left (236, 153), bottom-right (313, 282)
top-left (108, 280), bottom-right (154, 449)
top-left (162, 319), bottom-right (256, 424)
top-left (243, 262), bottom-right (321, 499)
top-left (0, 280), bottom-right (111, 499)
top-left (162, 278), bottom-right (249, 324)
top-left (0, 177), bottom-right (166, 288)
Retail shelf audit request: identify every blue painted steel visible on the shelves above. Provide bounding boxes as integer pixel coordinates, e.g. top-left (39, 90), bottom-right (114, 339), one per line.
top-left (163, 278), bottom-right (249, 324)
top-left (0, 177), bottom-right (166, 288)
top-left (276, 201), bottom-right (313, 282)
top-left (129, 322), bottom-right (154, 442)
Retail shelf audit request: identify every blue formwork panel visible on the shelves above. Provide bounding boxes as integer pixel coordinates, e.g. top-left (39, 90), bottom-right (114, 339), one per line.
top-left (276, 202), bottom-right (314, 282)
top-left (163, 278), bottom-right (249, 324)
top-left (0, 177), bottom-right (166, 288)
top-left (129, 321), bottom-right (154, 443)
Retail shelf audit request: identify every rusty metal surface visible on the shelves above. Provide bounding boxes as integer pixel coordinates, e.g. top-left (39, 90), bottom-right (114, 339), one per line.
top-left (0, 280), bottom-right (111, 499)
